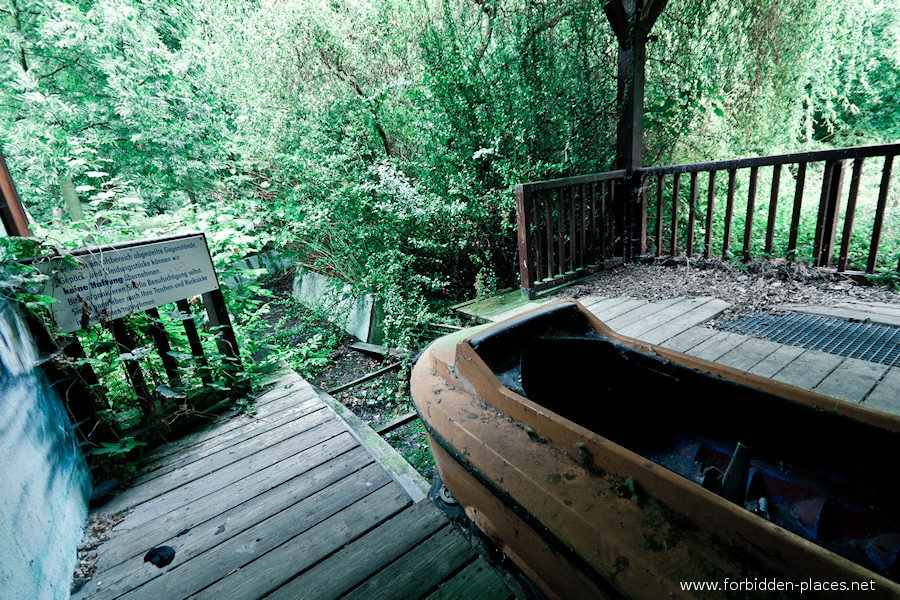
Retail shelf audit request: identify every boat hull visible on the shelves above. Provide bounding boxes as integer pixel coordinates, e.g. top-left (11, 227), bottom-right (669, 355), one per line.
top-left (411, 300), bottom-right (900, 599)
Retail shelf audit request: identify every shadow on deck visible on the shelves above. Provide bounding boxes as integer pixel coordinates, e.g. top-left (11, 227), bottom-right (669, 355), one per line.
top-left (75, 368), bottom-right (515, 600)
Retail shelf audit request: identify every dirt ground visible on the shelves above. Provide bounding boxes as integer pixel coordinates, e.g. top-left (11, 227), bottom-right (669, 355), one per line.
top-left (562, 258), bottom-right (900, 327)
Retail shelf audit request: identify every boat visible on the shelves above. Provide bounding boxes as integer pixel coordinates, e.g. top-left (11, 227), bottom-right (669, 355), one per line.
top-left (410, 299), bottom-right (900, 599)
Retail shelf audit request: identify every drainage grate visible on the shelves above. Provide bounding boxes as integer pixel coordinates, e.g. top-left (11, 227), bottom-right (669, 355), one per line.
top-left (718, 312), bottom-right (900, 367)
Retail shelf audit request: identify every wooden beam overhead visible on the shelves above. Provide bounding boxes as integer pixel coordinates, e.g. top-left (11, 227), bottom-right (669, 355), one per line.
top-left (0, 146), bottom-right (31, 237)
top-left (603, 0), bottom-right (629, 44)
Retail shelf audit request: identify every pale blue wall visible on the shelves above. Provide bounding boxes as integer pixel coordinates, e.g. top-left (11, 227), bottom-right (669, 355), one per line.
top-left (0, 303), bottom-right (91, 599)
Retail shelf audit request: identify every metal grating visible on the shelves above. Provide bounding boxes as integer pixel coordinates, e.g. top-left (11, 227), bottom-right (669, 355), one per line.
top-left (718, 312), bottom-right (900, 367)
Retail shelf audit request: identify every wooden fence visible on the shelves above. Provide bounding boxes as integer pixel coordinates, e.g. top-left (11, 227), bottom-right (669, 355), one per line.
top-left (515, 170), bottom-right (629, 297)
top-left (516, 143), bottom-right (900, 297)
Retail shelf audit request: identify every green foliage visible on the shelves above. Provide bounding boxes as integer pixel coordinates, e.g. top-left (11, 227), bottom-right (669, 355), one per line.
top-left (3, 0), bottom-right (898, 357)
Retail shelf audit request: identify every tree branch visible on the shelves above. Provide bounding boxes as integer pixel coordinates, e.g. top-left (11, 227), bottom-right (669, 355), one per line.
top-left (314, 47), bottom-right (393, 157)
top-left (39, 57), bottom-right (80, 80)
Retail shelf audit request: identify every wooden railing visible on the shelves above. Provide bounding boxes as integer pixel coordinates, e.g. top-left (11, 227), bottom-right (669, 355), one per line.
top-left (516, 143), bottom-right (900, 297)
top-left (515, 170), bottom-right (629, 298)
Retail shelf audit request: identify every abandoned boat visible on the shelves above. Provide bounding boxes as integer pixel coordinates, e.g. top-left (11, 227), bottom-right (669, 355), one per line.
top-left (411, 300), bottom-right (900, 599)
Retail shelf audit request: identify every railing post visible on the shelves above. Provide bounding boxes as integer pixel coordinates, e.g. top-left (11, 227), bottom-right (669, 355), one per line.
top-left (654, 175), bottom-right (664, 256)
top-left (108, 317), bottom-right (154, 428)
top-left (515, 184), bottom-right (537, 299)
top-left (813, 160), bottom-right (846, 267)
top-left (764, 165), bottom-right (782, 255)
top-left (837, 158), bottom-right (864, 272)
top-left (638, 173), bottom-right (648, 256)
top-left (742, 166), bottom-right (759, 261)
top-left (624, 171), bottom-right (646, 260)
top-left (202, 289), bottom-right (241, 367)
top-left (669, 172), bottom-right (681, 257)
top-left (704, 171), bottom-right (717, 259)
top-left (686, 171), bottom-right (698, 257)
top-left (787, 162), bottom-right (807, 260)
top-left (867, 155), bottom-right (894, 273)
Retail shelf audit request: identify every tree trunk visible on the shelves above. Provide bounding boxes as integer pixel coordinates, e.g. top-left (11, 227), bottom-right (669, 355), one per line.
top-left (59, 174), bottom-right (86, 222)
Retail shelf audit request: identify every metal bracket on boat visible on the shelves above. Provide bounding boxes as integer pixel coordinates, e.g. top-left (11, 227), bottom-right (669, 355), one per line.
top-left (720, 442), bottom-right (751, 506)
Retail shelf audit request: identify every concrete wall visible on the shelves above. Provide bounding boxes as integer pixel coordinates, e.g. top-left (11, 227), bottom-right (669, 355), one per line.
top-left (291, 267), bottom-right (385, 344)
top-left (226, 251), bottom-right (386, 344)
top-left (0, 303), bottom-right (91, 599)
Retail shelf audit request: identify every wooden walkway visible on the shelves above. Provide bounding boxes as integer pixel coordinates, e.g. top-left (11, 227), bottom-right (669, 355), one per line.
top-left (75, 369), bottom-right (514, 600)
top-left (457, 292), bottom-right (900, 417)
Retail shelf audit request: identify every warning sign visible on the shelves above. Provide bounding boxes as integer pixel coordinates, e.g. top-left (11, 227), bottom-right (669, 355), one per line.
top-left (43, 233), bottom-right (219, 333)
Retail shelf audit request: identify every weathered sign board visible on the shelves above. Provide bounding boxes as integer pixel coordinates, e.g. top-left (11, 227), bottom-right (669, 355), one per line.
top-left (43, 233), bottom-right (219, 333)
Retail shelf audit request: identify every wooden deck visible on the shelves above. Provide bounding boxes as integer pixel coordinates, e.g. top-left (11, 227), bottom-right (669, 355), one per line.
top-left (75, 369), bottom-right (514, 600)
top-left (457, 291), bottom-right (900, 417)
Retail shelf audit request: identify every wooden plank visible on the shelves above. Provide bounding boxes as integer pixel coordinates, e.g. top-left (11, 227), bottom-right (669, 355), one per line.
top-left (556, 192), bottom-right (565, 274)
top-left (686, 171), bottom-right (698, 256)
top-left (109, 317), bottom-right (153, 425)
top-left (145, 307), bottom-right (179, 381)
top-left (81, 439), bottom-right (369, 599)
top-left (590, 298), bottom-right (647, 322)
top-left (658, 327), bottom-right (718, 353)
top-left (533, 194), bottom-right (545, 282)
top-left (202, 288), bottom-right (240, 363)
top-left (116, 469), bottom-right (402, 600)
top-left (569, 185), bottom-right (577, 272)
top-left (779, 302), bottom-right (900, 328)
top-left (424, 558), bottom-right (514, 600)
top-left (639, 299), bottom-right (729, 345)
top-left (342, 525), bottom-right (475, 600)
top-left (722, 169), bottom-right (737, 257)
top-left (175, 298), bottom-right (211, 384)
top-left (546, 197), bottom-right (556, 277)
top-left (813, 358), bottom-right (888, 403)
top-left (141, 372), bottom-right (310, 463)
top-left (704, 171), bottom-right (716, 259)
top-left (764, 164), bottom-right (782, 255)
top-left (770, 350), bottom-right (844, 389)
top-left (264, 500), bottom-right (450, 600)
top-left (327, 362), bottom-right (402, 394)
top-left (654, 175), bottom-right (664, 256)
top-left (184, 482), bottom-right (411, 600)
top-left (575, 294), bottom-right (609, 311)
top-left (747, 345), bottom-right (806, 379)
top-left (867, 155), bottom-right (894, 273)
top-left (135, 395), bottom-right (324, 484)
top-left (100, 413), bottom-right (345, 514)
top-left (685, 331), bottom-right (749, 362)
top-left (715, 338), bottom-right (782, 372)
top-left (787, 162), bottom-right (807, 258)
top-left (515, 184), bottom-right (535, 293)
top-left (837, 158), bottom-right (864, 272)
top-left (113, 408), bottom-right (334, 510)
top-left (619, 297), bottom-right (709, 340)
top-left (742, 165), bottom-right (758, 261)
top-left (99, 435), bottom-right (365, 570)
top-left (669, 172), bottom-right (681, 256)
top-left (0, 146), bottom-right (32, 236)
top-left (488, 297), bottom-right (556, 322)
top-left (318, 390), bottom-right (430, 503)
top-left (604, 297), bottom-right (682, 331)
top-left (863, 367), bottom-right (900, 416)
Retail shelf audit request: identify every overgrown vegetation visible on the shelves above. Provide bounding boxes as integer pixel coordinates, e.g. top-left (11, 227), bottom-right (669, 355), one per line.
top-left (2, 0), bottom-right (898, 474)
